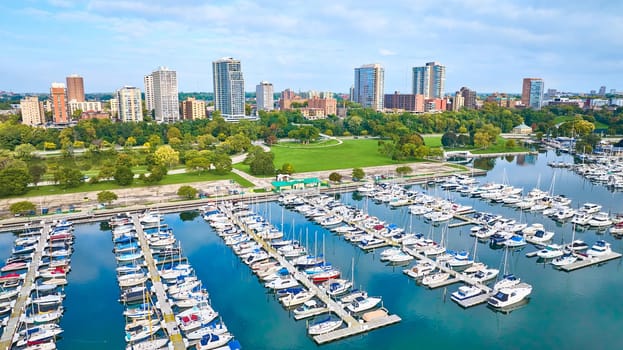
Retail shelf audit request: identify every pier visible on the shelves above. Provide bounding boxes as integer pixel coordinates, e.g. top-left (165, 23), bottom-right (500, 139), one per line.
top-left (558, 252), bottom-right (622, 271)
top-left (132, 216), bottom-right (186, 350)
top-left (221, 205), bottom-right (402, 345)
top-left (0, 222), bottom-right (50, 349)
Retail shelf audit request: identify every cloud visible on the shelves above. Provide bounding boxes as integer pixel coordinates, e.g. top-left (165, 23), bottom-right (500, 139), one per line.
top-left (379, 49), bottom-right (397, 57)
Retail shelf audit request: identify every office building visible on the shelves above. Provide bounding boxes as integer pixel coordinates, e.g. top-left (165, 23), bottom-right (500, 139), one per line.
top-left (146, 67), bottom-right (180, 123)
top-left (412, 62), bottom-right (445, 98)
top-left (256, 81), bottom-right (274, 111)
top-left (144, 74), bottom-right (154, 113)
top-left (181, 97), bottom-right (206, 120)
top-left (354, 63), bottom-right (384, 111)
top-left (66, 74), bottom-right (85, 102)
top-left (383, 92), bottom-right (424, 112)
top-left (50, 82), bottom-right (69, 124)
top-left (116, 86), bottom-right (142, 122)
top-left (212, 57), bottom-right (247, 121)
top-left (20, 96), bottom-right (45, 126)
top-left (521, 78), bottom-right (545, 109)
top-left (68, 101), bottom-right (102, 115)
top-left (307, 96), bottom-right (337, 116)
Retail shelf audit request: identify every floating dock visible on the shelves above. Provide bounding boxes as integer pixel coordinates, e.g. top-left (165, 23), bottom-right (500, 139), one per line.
top-left (0, 223), bottom-right (50, 349)
top-left (133, 216), bottom-right (186, 350)
top-left (558, 252), bottom-right (622, 271)
top-left (222, 205), bottom-right (401, 345)
top-left (448, 213), bottom-right (479, 228)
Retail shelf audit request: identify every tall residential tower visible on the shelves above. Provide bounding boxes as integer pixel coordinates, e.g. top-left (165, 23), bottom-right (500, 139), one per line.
top-left (256, 81), bottom-right (274, 112)
top-left (50, 82), bottom-right (69, 124)
top-left (412, 62), bottom-right (445, 99)
top-left (116, 86), bottom-right (143, 122)
top-left (212, 57), bottom-right (246, 121)
top-left (521, 78), bottom-right (544, 109)
top-left (66, 74), bottom-right (85, 102)
top-left (150, 67), bottom-right (180, 123)
top-left (354, 64), bottom-right (384, 111)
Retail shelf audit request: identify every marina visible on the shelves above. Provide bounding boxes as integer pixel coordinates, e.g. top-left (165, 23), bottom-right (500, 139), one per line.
top-left (0, 150), bottom-right (622, 349)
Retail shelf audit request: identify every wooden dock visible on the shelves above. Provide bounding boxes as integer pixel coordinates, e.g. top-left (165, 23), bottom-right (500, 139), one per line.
top-left (223, 205), bottom-right (402, 345)
top-left (133, 216), bottom-right (186, 350)
top-left (0, 222), bottom-right (50, 349)
top-left (558, 252), bottom-right (622, 271)
top-left (449, 213), bottom-right (479, 228)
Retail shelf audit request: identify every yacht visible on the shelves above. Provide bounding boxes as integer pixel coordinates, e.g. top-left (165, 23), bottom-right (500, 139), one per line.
top-left (421, 272), bottom-right (450, 286)
top-left (551, 252), bottom-right (578, 267)
top-left (503, 235), bottom-right (527, 248)
top-left (586, 240), bottom-right (612, 257)
top-left (571, 212), bottom-right (593, 226)
top-left (447, 251), bottom-right (473, 268)
top-left (196, 333), bottom-right (233, 350)
top-left (293, 299), bottom-right (326, 318)
top-left (565, 240), bottom-right (589, 251)
top-left (587, 212), bottom-right (613, 227)
top-left (402, 261), bottom-right (435, 279)
top-left (528, 230), bottom-right (555, 244)
top-left (346, 295), bottom-right (382, 313)
top-left (580, 202), bottom-right (602, 214)
top-left (488, 285), bottom-right (532, 308)
top-left (536, 244), bottom-right (564, 259)
top-left (472, 268), bottom-right (499, 283)
top-left (308, 317), bottom-right (343, 335)
top-left (493, 274), bottom-right (521, 291)
top-left (450, 285), bottom-right (482, 302)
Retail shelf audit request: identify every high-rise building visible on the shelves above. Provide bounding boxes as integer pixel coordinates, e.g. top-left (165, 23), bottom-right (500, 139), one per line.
top-left (354, 63), bottom-right (384, 111)
top-left (212, 57), bottom-right (246, 121)
top-left (452, 92), bottom-right (464, 112)
top-left (521, 78), bottom-right (544, 109)
top-left (460, 87), bottom-right (477, 109)
top-left (150, 67), bottom-right (180, 123)
top-left (20, 96), bottom-right (45, 126)
top-left (144, 74), bottom-right (154, 113)
top-left (50, 82), bottom-right (69, 124)
top-left (109, 98), bottom-right (119, 118)
top-left (116, 86), bottom-right (143, 122)
top-left (256, 81), bottom-right (274, 111)
top-left (412, 62), bottom-right (445, 99)
top-left (66, 74), bottom-right (85, 102)
top-left (599, 86), bottom-right (606, 96)
top-left (181, 97), bottom-right (206, 120)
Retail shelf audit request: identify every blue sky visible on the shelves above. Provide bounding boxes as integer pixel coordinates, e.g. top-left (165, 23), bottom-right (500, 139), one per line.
top-left (1, 0), bottom-right (622, 94)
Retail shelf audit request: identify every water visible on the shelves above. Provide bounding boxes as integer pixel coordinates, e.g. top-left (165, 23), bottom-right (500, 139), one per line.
top-left (6, 150), bottom-right (623, 349)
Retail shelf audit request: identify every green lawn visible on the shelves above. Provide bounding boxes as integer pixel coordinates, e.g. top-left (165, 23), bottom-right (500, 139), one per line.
top-left (274, 139), bottom-right (340, 148)
top-left (422, 135), bottom-right (442, 147)
top-left (19, 171), bottom-right (253, 198)
top-left (237, 139), bottom-right (406, 173)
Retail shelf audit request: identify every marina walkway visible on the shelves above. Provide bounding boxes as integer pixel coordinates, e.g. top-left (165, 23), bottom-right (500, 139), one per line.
top-left (0, 222), bottom-right (50, 349)
top-left (133, 216), bottom-right (186, 350)
top-left (222, 205), bottom-right (401, 345)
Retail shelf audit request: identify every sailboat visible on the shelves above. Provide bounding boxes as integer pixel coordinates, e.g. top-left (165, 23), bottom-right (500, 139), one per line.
top-left (493, 247), bottom-right (520, 291)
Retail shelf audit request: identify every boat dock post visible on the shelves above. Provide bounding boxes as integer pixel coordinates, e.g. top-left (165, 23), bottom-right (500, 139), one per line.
top-left (0, 222), bottom-right (51, 349)
top-left (221, 205), bottom-right (402, 345)
top-left (133, 216), bottom-right (186, 350)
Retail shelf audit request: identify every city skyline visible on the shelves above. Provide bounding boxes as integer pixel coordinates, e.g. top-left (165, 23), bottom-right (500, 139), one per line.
top-left (1, 1), bottom-right (622, 94)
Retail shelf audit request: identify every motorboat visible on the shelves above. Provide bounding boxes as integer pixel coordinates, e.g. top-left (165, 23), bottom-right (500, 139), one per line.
top-left (565, 240), bottom-right (589, 251)
top-left (125, 323), bottom-right (162, 343)
top-left (293, 299), bottom-right (326, 318)
top-left (587, 212), bottom-right (613, 227)
top-left (126, 338), bottom-right (169, 350)
top-left (323, 279), bottom-right (352, 296)
top-left (472, 268), bottom-right (499, 283)
top-left (536, 244), bottom-right (564, 259)
top-left (421, 272), bottom-right (450, 286)
top-left (196, 332), bottom-right (233, 350)
top-left (503, 235), bottom-right (527, 248)
top-left (385, 252), bottom-right (414, 264)
top-left (488, 285), bottom-right (532, 308)
top-left (579, 202), bottom-right (602, 214)
top-left (586, 240), bottom-right (612, 257)
top-left (451, 285), bottom-right (482, 302)
top-left (447, 251), bottom-right (473, 268)
top-left (528, 230), bottom-right (555, 244)
top-left (402, 261), bottom-right (435, 279)
top-left (379, 247), bottom-right (402, 261)
top-left (551, 252), bottom-right (578, 266)
top-left (346, 296), bottom-right (382, 313)
top-left (307, 317), bottom-right (343, 335)
top-left (311, 269), bottom-right (341, 283)
top-left (264, 275), bottom-right (299, 290)
top-left (493, 274), bottom-right (520, 291)
top-left (186, 321), bottom-right (229, 340)
top-left (280, 289), bottom-right (315, 307)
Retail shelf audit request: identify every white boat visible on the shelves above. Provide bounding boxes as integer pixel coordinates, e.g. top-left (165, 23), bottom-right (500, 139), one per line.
top-left (528, 230), bottom-right (555, 244)
top-left (308, 317), bottom-right (343, 335)
top-left (293, 299), bottom-right (326, 318)
top-left (472, 268), bottom-right (499, 283)
top-left (15, 324), bottom-right (63, 347)
top-left (493, 274), bottom-right (521, 291)
top-left (587, 212), bottom-right (613, 227)
top-left (264, 275), bottom-right (298, 290)
top-left (178, 307), bottom-right (219, 332)
top-left (447, 251), bottom-right (473, 268)
top-left (196, 333), bottom-right (233, 350)
top-left (385, 252), bottom-right (414, 264)
top-left (580, 202), bottom-right (602, 214)
top-left (504, 235), bottom-right (527, 247)
top-left (125, 323), bottom-right (162, 343)
top-left (571, 213), bottom-right (593, 226)
top-left (451, 285), bottom-right (482, 302)
top-left (346, 296), bottom-right (382, 313)
top-left (280, 289), bottom-right (315, 307)
top-left (379, 247), bottom-right (402, 261)
top-left (323, 279), bottom-right (352, 296)
top-left (586, 240), bottom-right (612, 257)
top-left (402, 261), bottom-right (435, 279)
top-left (186, 321), bottom-right (229, 340)
top-left (551, 252), bottom-right (578, 266)
top-left (566, 240), bottom-right (589, 251)
top-left (421, 272), bottom-right (450, 286)
top-left (536, 244), bottom-right (564, 259)
top-left (488, 285), bottom-right (532, 308)
top-left (126, 338), bottom-right (169, 350)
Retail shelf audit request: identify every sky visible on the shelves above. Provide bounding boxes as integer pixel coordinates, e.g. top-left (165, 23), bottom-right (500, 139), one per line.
top-left (1, 0), bottom-right (622, 94)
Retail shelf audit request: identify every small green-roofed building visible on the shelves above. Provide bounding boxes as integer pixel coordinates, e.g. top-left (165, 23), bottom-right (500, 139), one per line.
top-left (271, 177), bottom-right (321, 192)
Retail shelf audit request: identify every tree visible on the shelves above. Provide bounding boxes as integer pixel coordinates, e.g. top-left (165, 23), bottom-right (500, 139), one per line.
top-left (185, 156), bottom-right (211, 173)
top-left (0, 166), bottom-right (32, 196)
top-left (154, 145), bottom-right (179, 168)
top-left (473, 132), bottom-right (491, 148)
top-left (141, 165), bottom-right (167, 184)
top-left (396, 166), bottom-right (413, 177)
top-left (212, 153), bottom-right (232, 175)
top-left (249, 151), bottom-right (275, 176)
top-left (177, 185), bottom-right (198, 200)
top-left (56, 166), bottom-right (83, 188)
top-left (114, 166), bottom-right (134, 186)
top-left (280, 163), bottom-right (295, 175)
top-left (43, 142), bottom-right (56, 151)
top-left (352, 168), bottom-right (365, 181)
top-left (441, 132), bottom-right (457, 148)
top-left (97, 190), bottom-right (118, 206)
top-left (505, 139), bottom-right (516, 149)
top-left (329, 172), bottom-right (342, 183)
top-left (167, 126), bottom-right (182, 141)
top-left (14, 143), bottom-right (37, 160)
top-left (28, 163), bottom-right (47, 188)
top-left (9, 201), bottom-right (36, 216)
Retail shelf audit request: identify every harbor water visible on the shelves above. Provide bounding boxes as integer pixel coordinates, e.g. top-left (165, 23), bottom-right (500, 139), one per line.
top-left (7, 150), bottom-right (623, 349)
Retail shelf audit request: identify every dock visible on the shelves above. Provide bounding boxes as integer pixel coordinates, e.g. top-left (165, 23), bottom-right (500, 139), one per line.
top-left (222, 205), bottom-right (402, 345)
top-left (133, 216), bottom-right (186, 350)
top-left (558, 252), bottom-right (622, 271)
top-left (448, 213), bottom-right (479, 228)
top-left (0, 222), bottom-right (50, 349)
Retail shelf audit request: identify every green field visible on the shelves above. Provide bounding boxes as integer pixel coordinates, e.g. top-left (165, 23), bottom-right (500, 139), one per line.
top-left (422, 135), bottom-right (442, 147)
top-left (19, 171), bottom-right (253, 198)
top-left (236, 139), bottom-right (406, 173)
top-left (274, 139), bottom-right (340, 148)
